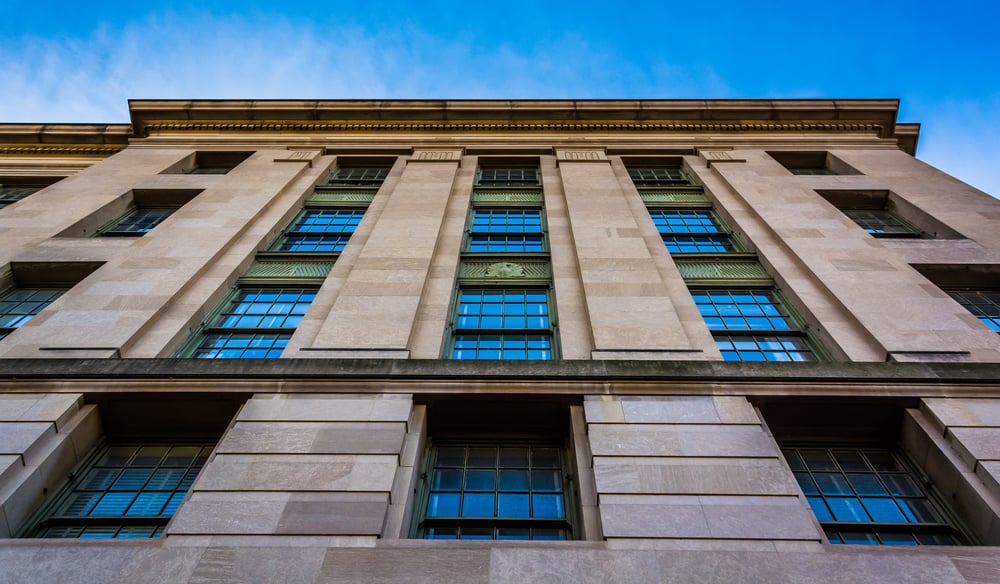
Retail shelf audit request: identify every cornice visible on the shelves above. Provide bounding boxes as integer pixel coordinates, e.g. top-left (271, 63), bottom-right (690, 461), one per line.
top-left (139, 119), bottom-right (887, 136)
top-left (0, 143), bottom-right (127, 156)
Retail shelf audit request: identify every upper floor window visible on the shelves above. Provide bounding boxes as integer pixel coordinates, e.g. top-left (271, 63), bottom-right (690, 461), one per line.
top-left (476, 167), bottom-right (540, 188)
top-left (98, 209), bottom-right (175, 237)
top-left (627, 167), bottom-right (693, 187)
top-left (451, 288), bottom-right (553, 360)
top-left (272, 209), bottom-right (365, 253)
top-left (692, 288), bottom-right (818, 362)
top-left (323, 166), bottom-right (391, 187)
top-left (842, 209), bottom-right (920, 238)
top-left (467, 209), bottom-right (545, 253)
top-left (648, 209), bottom-right (735, 254)
top-left (947, 290), bottom-right (1000, 333)
top-left (0, 177), bottom-right (64, 209)
top-left (184, 151), bottom-right (253, 175)
top-left (184, 287), bottom-right (316, 358)
top-left (769, 151), bottom-right (861, 176)
top-left (0, 288), bottom-right (65, 340)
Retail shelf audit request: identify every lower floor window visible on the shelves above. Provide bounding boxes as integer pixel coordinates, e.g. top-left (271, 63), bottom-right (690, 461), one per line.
top-left (783, 446), bottom-right (968, 545)
top-left (417, 443), bottom-right (571, 540)
top-left (28, 442), bottom-right (213, 539)
top-left (449, 288), bottom-right (555, 360)
top-left (947, 290), bottom-right (1000, 333)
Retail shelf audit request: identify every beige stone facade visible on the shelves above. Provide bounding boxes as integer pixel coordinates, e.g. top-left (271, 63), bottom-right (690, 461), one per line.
top-left (1, 100), bottom-right (999, 582)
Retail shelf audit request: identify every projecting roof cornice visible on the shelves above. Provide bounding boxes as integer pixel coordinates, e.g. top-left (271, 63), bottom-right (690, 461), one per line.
top-left (0, 123), bottom-right (131, 156)
top-left (127, 98), bottom-right (910, 137)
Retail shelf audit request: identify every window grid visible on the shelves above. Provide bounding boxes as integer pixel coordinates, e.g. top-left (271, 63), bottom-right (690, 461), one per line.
top-left (100, 209), bottom-right (175, 236)
top-left (783, 446), bottom-right (966, 546)
top-left (421, 444), bottom-right (569, 540)
top-left (842, 210), bottom-right (919, 237)
top-left (692, 289), bottom-right (817, 362)
top-left (468, 209), bottom-right (544, 253)
top-left (324, 166), bottom-right (391, 186)
top-left (948, 290), bottom-right (1000, 332)
top-left (790, 168), bottom-right (838, 176)
top-left (628, 167), bottom-right (692, 187)
top-left (191, 288), bottom-right (315, 359)
top-left (0, 186), bottom-right (42, 208)
top-left (452, 289), bottom-right (553, 360)
top-left (648, 210), bottom-right (734, 254)
top-left (0, 288), bottom-right (65, 338)
top-left (33, 443), bottom-right (212, 539)
top-left (476, 168), bottom-right (540, 187)
top-left (274, 209), bottom-right (365, 252)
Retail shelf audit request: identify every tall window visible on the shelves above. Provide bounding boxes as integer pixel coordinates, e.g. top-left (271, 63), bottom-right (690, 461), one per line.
top-left (451, 289), bottom-right (552, 360)
top-left (0, 288), bottom-right (65, 340)
top-left (325, 165), bottom-right (390, 187)
top-left (0, 182), bottom-right (50, 208)
top-left (98, 209), bottom-right (175, 237)
top-left (26, 442), bottom-right (213, 539)
top-left (449, 162), bottom-right (554, 360)
top-left (693, 289), bottom-right (817, 362)
top-left (272, 209), bottom-right (365, 252)
top-left (783, 446), bottom-right (968, 545)
top-left (186, 287), bottom-right (315, 359)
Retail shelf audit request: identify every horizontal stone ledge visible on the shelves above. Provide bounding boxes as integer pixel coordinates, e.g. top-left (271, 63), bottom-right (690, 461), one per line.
top-left (1, 358), bottom-right (999, 385)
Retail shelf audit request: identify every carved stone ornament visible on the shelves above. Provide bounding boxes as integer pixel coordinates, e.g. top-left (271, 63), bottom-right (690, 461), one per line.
top-left (485, 262), bottom-right (526, 278)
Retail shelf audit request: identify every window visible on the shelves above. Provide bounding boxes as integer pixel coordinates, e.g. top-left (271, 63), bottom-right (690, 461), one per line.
top-left (784, 446), bottom-right (968, 545)
top-left (98, 209), bottom-right (175, 237)
top-left (842, 209), bottom-right (919, 238)
top-left (324, 165), bottom-right (391, 187)
top-left (419, 444), bottom-right (570, 540)
top-left (27, 442), bottom-right (212, 539)
top-left (627, 167), bottom-right (693, 187)
top-left (451, 289), bottom-right (553, 360)
top-left (184, 151), bottom-right (253, 175)
top-left (411, 399), bottom-right (578, 541)
top-left (476, 166), bottom-right (540, 188)
top-left (468, 209), bottom-right (544, 253)
top-left (768, 151), bottom-right (860, 176)
top-left (0, 288), bottom-right (65, 340)
top-left (648, 209), bottom-right (735, 254)
top-left (947, 290), bottom-right (1000, 333)
top-left (186, 287), bottom-right (316, 358)
top-left (272, 209), bottom-right (365, 253)
top-left (693, 289), bottom-right (817, 362)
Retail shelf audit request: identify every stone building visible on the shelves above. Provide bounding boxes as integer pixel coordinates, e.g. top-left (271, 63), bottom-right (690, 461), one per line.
top-left (0, 99), bottom-right (999, 582)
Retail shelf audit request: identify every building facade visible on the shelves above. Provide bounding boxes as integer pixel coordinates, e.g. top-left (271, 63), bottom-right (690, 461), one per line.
top-left (1, 99), bottom-right (999, 582)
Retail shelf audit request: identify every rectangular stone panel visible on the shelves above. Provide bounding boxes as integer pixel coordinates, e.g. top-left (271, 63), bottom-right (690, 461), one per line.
top-left (168, 492), bottom-right (286, 534)
top-left (218, 422), bottom-right (406, 455)
top-left (277, 492), bottom-right (389, 535)
top-left (947, 427), bottom-right (1000, 469)
top-left (925, 398), bottom-right (1000, 428)
top-left (237, 396), bottom-right (412, 423)
top-left (593, 457), bottom-right (800, 495)
top-left (588, 424), bottom-right (777, 457)
top-left (600, 494), bottom-right (819, 540)
top-left (585, 397), bottom-right (759, 425)
top-left (193, 454), bottom-right (398, 492)
top-left (0, 422), bottom-right (55, 465)
top-left (0, 394), bottom-right (81, 425)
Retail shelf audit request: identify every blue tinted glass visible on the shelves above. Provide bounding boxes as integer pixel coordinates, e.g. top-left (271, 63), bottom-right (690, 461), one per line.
top-left (531, 494), bottom-right (565, 518)
top-left (427, 493), bottom-right (460, 517)
top-left (461, 493), bottom-right (495, 517)
top-left (497, 494), bottom-right (530, 517)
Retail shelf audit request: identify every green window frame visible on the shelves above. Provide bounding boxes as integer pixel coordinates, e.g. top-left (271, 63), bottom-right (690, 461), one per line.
top-left (648, 209), bottom-right (736, 254)
top-left (23, 441), bottom-right (213, 539)
top-left (97, 208), bottom-right (176, 237)
top-left (842, 209), bottom-right (920, 238)
top-left (692, 288), bottom-right (819, 362)
top-left (182, 287), bottom-right (316, 358)
top-left (475, 166), bottom-right (540, 188)
top-left (627, 166), bottom-right (694, 187)
top-left (783, 446), bottom-right (970, 545)
top-left (0, 287), bottom-right (66, 340)
top-left (947, 290), bottom-right (1000, 333)
top-left (466, 208), bottom-right (546, 253)
top-left (449, 288), bottom-right (554, 360)
top-left (0, 184), bottom-right (45, 208)
top-left (323, 166), bottom-right (391, 187)
top-left (414, 442), bottom-right (574, 540)
top-left (271, 208), bottom-right (366, 253)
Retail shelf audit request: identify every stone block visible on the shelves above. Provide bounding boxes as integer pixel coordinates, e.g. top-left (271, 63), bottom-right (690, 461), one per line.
top-left (620, 397), bottom-right (721, 424)
top-left (699, 495), bottom-right (821, 540)
top-left (168, 492), bottom-right (286, 534)
top-left (593, 457), bottom-right (800, 495)
top-left (0, 422), bottom-right (55, 465)
top-left (277, 492), bottom-right (389, 535)
top-left (583, 397), bottom-right (625, 423)
top-left (600, 496), bottom-right (711, 538)
top-left (947, 427), bottom-right (1000, 468)
top-left (237, 395), bottom-right (412, 422)
top-left (319, 547), bottom-right (491, 584)
top-left (924, 398), bottom-right (1000, 427)
top-left (194, 454), bottom-right (398, 492)
top-left (0, 454), bottom-right (21, 486)
top-left (588, 424), bottom-right (777, 457)
top-left (189, 545), bottom-right (328, 584)
top-left (217, 421), bottom-right (406, 455)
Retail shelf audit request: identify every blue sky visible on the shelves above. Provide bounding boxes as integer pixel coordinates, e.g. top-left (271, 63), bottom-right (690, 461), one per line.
top-left (2, 1), bottom-right (998, 196)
